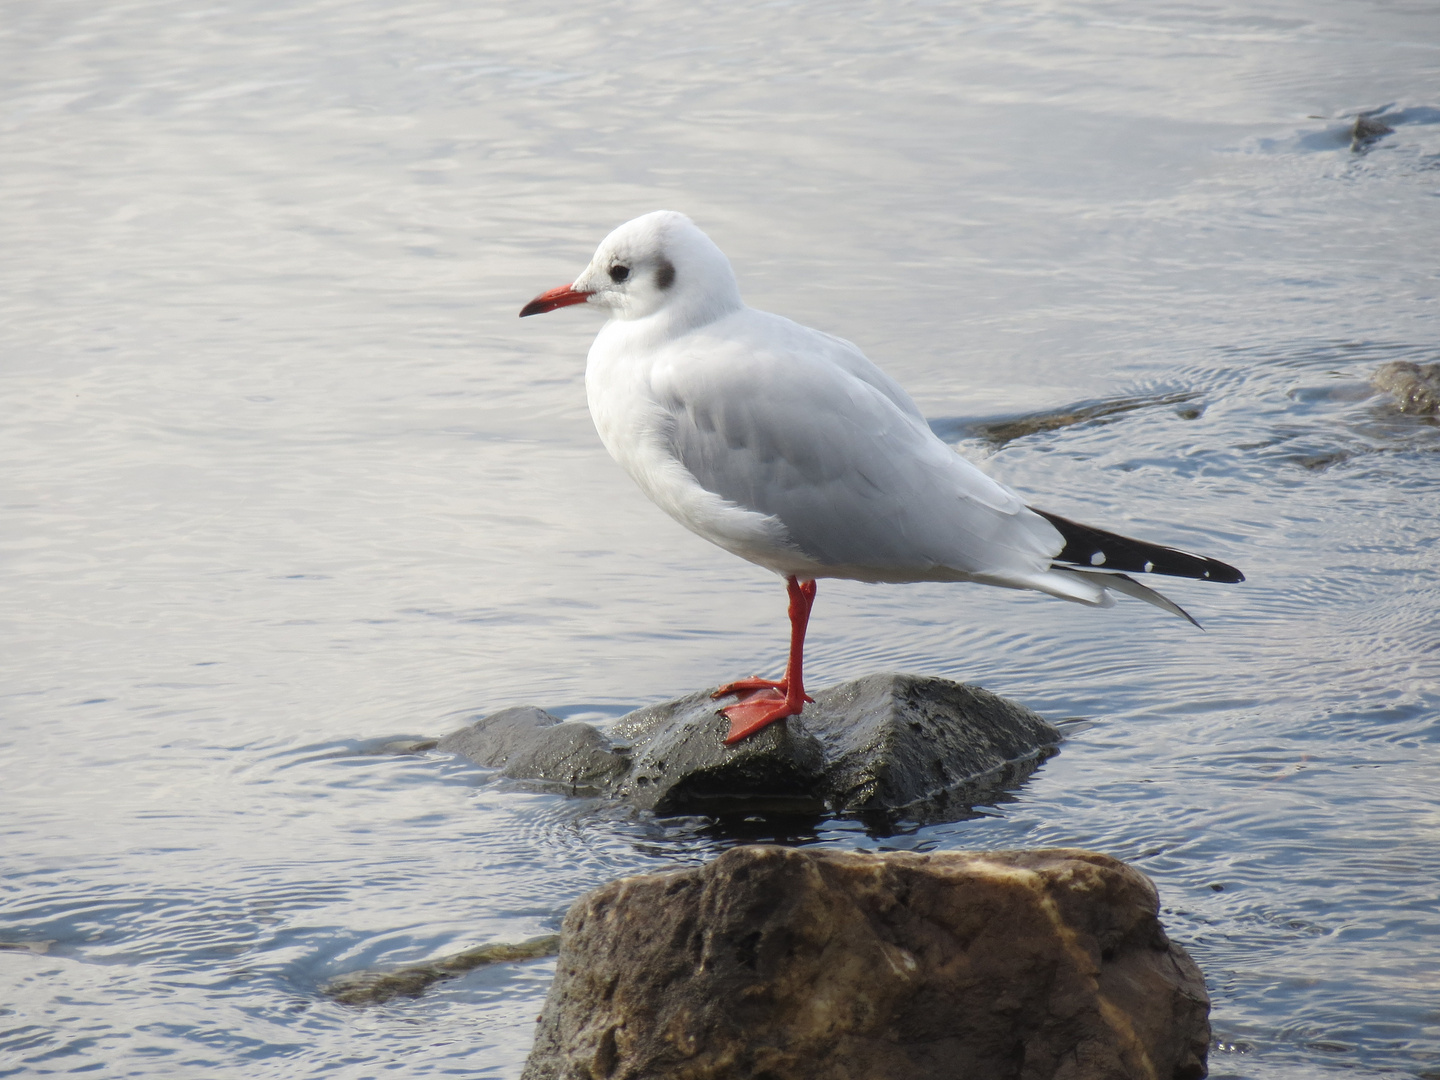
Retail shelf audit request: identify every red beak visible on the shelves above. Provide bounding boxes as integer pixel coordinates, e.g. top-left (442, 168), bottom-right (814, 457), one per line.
top-left (519, 283), bottom-right (592, 317)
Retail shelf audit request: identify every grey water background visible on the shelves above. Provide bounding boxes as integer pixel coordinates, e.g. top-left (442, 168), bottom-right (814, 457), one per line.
top-left (2, 0), bottom-right (1438, 1076)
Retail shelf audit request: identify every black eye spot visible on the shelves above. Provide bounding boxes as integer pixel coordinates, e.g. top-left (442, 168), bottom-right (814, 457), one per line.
top-left (655, 258), bottom-right (675, 291)
top-left (609, 265), bottom-right (630, 283)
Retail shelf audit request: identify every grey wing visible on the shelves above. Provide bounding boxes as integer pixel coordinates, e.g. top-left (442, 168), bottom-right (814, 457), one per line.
top-left (650, 328), bottom-right (1059, 578)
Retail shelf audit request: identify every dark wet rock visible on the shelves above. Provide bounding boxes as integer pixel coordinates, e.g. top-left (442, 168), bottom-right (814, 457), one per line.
top-left (522, 845), bottom-right (1211, 1080)
top-left (610, 688), bottom-right (829, 815)
top-left (440, 674), bottom-right (1062, 822)
top-left (1372, 360), bottom-right (1440, 415)
top-left (1350, 111), bottom-right (1394, 151)
top-left (437, 706), bottom-right (630, 795)
top-left (372, 737), bottom-right (438, 755)
top-left (322, 933), bottom-right (560, 1007)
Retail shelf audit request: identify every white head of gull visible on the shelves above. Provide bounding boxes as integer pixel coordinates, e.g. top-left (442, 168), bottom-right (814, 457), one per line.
top-left (521, 211), bottom-right (1243, 743)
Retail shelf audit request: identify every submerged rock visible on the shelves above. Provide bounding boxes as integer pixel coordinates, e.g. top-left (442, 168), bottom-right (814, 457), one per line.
top-left (1373, 360), bottom-right (1440, 415)
top-left (0, 940), bottom-right (53, 956)
top-left (1350, 111), bottom-right (1394, 151)
top-left (322, 934), bottom-right (560, 1007)
top-left (928, 390), bottom-right (1200, 449)
top-left (439, 673), bottom-right (1062, 823)
top-left (437, 705), bottom-right (631, 795)
top-left (522, 845), bottom-right (1210, 1080)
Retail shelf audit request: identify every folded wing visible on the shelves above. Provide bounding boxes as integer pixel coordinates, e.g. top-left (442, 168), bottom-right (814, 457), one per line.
top-left (649, 310), bottom-right (1064, 584)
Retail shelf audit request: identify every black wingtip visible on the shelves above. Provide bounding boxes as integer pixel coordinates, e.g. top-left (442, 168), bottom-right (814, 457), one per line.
top-left (1033, 507), bottom-right (1244, 584)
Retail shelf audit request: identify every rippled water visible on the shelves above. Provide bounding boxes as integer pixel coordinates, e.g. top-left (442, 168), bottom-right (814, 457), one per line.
top-left (3, 1), bottom-right (1439, 1077)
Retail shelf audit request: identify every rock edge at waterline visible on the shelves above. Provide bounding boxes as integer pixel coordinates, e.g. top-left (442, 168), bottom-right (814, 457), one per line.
top-left (321, 934), bottom-right (561, 1007)
top-left (438, 672), bottom-right (1063, 823)
top-left (522, 845), bottom-right (1210, 1080)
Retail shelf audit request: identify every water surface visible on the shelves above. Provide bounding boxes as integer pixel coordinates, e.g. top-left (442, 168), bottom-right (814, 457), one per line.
top-left (3, 1), bottom-right (1439, 1077)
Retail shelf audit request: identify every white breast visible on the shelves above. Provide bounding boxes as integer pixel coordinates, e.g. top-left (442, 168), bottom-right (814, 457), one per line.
top-left (584, 320), bottom-right (800, 573)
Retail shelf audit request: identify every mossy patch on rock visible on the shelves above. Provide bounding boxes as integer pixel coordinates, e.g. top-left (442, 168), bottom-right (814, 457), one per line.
top-left (322, 934), bottom-right (561, 1007)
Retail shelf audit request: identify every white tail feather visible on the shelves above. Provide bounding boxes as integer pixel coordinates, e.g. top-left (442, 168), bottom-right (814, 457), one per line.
top-left (1051, 567), bottom-right (1202, 628)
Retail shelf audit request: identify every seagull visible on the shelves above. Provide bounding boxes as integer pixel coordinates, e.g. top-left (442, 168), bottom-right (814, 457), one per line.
top-left (520, 211), bottom-right (1243, 744)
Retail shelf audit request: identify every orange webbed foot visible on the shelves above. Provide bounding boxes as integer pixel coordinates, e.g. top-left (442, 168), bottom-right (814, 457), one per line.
top-left (712, 676), bottom-right (787, 698)
top-left (720, 689), bottom-right (800, 744)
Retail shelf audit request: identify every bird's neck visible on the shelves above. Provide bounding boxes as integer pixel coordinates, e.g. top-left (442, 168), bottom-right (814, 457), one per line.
top-left (600, 293), bottom-right (746, 355)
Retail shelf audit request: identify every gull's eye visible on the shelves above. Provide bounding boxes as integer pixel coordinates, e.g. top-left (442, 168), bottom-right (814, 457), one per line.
top-left (609, 264), bottom-right (630, 283)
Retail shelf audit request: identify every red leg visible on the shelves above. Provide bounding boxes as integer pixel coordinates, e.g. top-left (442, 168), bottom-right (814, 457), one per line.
top-left (712, 576), bottom-right (818, 744)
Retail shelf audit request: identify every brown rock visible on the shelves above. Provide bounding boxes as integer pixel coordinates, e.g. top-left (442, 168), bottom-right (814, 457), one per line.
top-left (1372, 360), bottom-right (1440, 415)
top-left (523, 846), bottom-right (1209, 1080)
